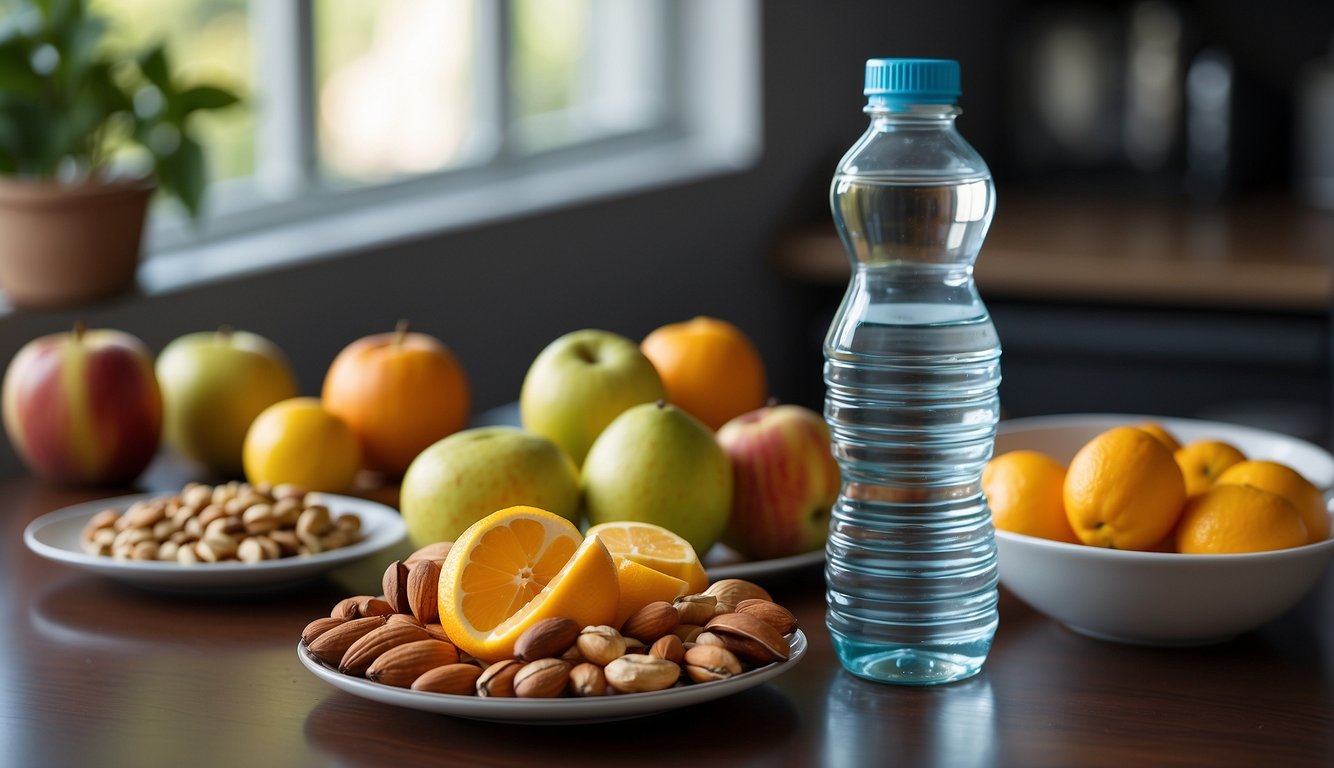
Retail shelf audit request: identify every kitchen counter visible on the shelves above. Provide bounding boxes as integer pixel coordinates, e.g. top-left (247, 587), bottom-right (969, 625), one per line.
top-left (2, 468), bottom-right (1331, 767)
top-left (773, 193), bottom-right (1334, 312)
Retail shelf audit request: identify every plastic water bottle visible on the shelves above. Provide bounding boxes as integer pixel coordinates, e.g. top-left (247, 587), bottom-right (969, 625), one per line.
top-left (823, 58), bottom-right (1001, 685)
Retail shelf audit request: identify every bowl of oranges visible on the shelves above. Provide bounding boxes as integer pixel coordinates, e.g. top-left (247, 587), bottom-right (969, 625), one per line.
top-left (989, 414), bottom-right (1334, 646)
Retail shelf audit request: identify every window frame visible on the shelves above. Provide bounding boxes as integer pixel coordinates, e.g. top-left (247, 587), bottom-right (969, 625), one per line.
top-left (138, 0), bottom-right (762, 294)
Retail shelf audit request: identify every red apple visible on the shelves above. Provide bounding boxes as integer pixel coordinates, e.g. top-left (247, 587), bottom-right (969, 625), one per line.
top-left (2, 322), bottom-right (162, 486)
top-left (716, 404), bottom-right (840, 560)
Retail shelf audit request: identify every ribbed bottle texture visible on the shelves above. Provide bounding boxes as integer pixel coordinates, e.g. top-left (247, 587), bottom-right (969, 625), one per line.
top-left (823, 59), bottom-right (1001, 686)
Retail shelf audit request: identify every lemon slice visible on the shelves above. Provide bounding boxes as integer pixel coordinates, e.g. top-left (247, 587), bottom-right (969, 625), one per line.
top-left (439, 506), bottom-right (618, 662)
top-left (585, 520), bottom-right (709, 594)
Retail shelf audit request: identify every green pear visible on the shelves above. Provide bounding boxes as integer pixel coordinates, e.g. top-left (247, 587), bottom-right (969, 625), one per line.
top-left (400, 426), bottom-right (580, 547)
top-left (582, 401), bottom-right (733, 555)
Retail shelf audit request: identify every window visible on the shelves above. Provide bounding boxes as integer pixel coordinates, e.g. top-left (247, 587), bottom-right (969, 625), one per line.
top-left (88, 0), bottom-right (761, 291)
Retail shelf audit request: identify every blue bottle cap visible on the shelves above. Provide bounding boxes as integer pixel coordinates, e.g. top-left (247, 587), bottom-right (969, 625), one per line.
top-left (864, 58), bottom-right (961, 106)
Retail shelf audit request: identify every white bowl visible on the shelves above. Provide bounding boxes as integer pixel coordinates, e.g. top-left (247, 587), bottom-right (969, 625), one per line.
top-left (994, 414), bottom-right (1334, 646)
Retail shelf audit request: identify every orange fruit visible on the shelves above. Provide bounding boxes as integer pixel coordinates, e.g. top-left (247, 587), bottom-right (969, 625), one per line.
top-left (982, 450), bottom-right (1078, 543)
top-left (438, 506), bottom-right (618, 662)
top-left (322, 321), bottom-right (470, 476)
top-left (242, 397), bottom-right (362, 493)
top-left (584, 520), bottom-right (710, 594)
top-left (1175, 484), bottom-right (1309, 554)
top-left (1136, 421), bottom-right (1182, 453)
top-left (1063, 426), bottom-right (1187, 550)
top-left (640, 316), bottom-right (766, 431)
top-left (612, 558), bottom-right (689, 626)
top-left (1173, 440), bottom-right (1247, 496)
top-left (1214, 460), bottom-right (1330, 544)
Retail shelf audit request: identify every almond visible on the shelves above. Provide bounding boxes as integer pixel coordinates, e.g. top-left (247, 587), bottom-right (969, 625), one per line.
top-left (620, 601), bottom-right (679, 643)
top-left (705, 612), bottom-right (790, 665)
top-left (366, 639), bottom-right (460, 688)
top-left (514, 617), bottom-right (579, 661)
top-left (649, 634), bottom-right (685, 665)
top-left (301, 616), bottom-right (346, 646)
top-left (306, 615), bottom-right (389, 666)
top-left (735, 598), bottom-right (798, 635)
top-left (338, 622), bottom-right (431, 676)
top-left (404, 541), bottom-right (452, 567)
top-left (411, 663), bottom-right (483, 695)
top-left (406, 558), bottom-right (442, 624)
top-left (567, 662), bottom-right (607, 697)
top-left (381, 560), bottom-right (411, 614)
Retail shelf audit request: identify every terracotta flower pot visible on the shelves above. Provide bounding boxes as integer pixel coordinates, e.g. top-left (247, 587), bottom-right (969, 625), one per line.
top-left (0, 177), bottom-right (155, 310)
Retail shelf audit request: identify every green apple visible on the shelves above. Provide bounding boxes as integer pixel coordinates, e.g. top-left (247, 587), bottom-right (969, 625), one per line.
top-left (155, 327), bottom-right (298, 477)
top-left (520, 329), bottom-right (665, 466)
top-left (400, 426), bottom-right (580, 547)
top-left (582, 401), bottom-right (733, 555)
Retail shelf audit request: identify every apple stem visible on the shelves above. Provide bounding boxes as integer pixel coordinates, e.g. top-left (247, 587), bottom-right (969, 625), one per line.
top-left (766, 396), bottom-right (779, 408)
top-left (655, 398), bottom-right (667, 409)
top-left (216, 325), bottom-right (233, 341)
top-left (393, 319), bottom-right (410, 347)
top-left (71, 319), bottom-right (86, 342)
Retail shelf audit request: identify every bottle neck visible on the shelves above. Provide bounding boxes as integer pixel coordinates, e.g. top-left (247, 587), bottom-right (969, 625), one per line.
top-left (864, 102), bottom-right (961, 127)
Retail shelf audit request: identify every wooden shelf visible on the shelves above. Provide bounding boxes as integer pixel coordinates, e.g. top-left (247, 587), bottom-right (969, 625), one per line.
top-left (773, 194), bottom-right (1334, 313)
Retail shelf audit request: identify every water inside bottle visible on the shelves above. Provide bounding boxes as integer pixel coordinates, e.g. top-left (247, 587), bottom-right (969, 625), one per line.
top-left (824, 177), bottom-right (1001, 685)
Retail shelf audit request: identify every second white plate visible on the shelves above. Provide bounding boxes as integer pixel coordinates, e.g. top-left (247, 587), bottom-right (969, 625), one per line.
top-left (24, 492), bottom-right (407, 593)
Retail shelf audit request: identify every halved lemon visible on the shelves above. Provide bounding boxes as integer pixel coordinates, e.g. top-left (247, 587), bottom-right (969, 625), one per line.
top-left (585, 520), bottom-right (710, 594)
top-left (438, 506), bottom-right (618, 662)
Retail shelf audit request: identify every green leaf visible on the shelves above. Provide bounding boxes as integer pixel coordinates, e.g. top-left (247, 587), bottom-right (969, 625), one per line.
top-left (137, 44), bottom-right (171, 93)
top-left (155, 132), bottom-right (204, 219)
top-left (174, 85), bottom-right (240, 116)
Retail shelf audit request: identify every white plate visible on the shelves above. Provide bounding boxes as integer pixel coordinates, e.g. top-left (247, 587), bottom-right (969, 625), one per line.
top-left (703, 545), bottom-right (824, 580)
top-left (297, 630), bottom-right (807, 724)
top-left (24, 492), bottom-right (407, 593)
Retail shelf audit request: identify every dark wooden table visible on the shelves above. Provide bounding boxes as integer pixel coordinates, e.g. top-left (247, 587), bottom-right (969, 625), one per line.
top-left (3, 471), bottom-right (1331, 768)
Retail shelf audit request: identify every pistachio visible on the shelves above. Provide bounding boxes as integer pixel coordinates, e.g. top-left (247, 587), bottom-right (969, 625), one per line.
top-left (306, 615), bottom-right (390, 666)
top-left (381, 560), bottom-right (411, 614)
top-left (366, 639), bottom-right (461, 688)
top-left (567, 662), bottom-right (608, 697)
top-left (673, 594), bottom-right (719, 626)
top-left (406, 559), bottom-right (442, 624)
top-left (576, 625), bottom-right (627, 666)
top-left (412, 663), bottom-right (483, 695)
top-left (684, 644), bottom-right (743, 683)
top-left (703, 578), bottom-right (772, 608)
top-left (673, 624), bottom-right (704, 643)
top-left (339, 622), bottom-right (431, 676)
top-left (693, 631), bottom-right (727, 648)
top-left (476, 659), bottom-right (523, 697)
top-left (705, 612), bottom-right (790, 665)
top-left (736, 598), bottom-right (798, 635)
top-left (514, 617), bottom-right (579, 662)
top-left (621, 601), bottom-right (679, 642)
top-left (604, 654), bottom-right (680, 693)
top-left (514, 657), bottom-right (571, 698)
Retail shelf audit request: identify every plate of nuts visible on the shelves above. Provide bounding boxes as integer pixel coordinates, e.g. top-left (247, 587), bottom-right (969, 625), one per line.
top-left (23, 482), bottom-right (406, 592)
top-left (297, 554), bottom-right (808, 724)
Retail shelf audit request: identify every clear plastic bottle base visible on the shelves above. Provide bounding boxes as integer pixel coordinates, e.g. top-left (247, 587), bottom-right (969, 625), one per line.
top-left (831, 634), bottom-right (989, 686)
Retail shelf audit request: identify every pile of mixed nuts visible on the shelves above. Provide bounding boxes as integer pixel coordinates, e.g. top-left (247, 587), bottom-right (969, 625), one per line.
top-left (301, 543), bottom-right (799, 698)
top-left (80, 481), bottom-right (363, 563)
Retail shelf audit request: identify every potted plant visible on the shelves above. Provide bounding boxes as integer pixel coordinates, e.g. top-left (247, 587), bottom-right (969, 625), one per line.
top-left (0, 0), bottom-right (240, 309)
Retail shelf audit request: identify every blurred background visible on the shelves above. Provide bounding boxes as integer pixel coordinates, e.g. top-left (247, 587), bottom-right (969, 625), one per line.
top-left (1, 0), bottom-right (1332, 476)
